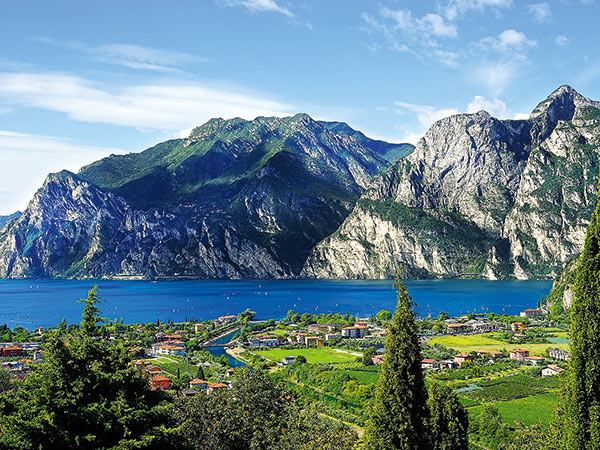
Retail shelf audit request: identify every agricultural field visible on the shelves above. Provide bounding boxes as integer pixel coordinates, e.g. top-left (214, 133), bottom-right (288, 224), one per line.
top-left (430, 332), bottom-right (570, 356)
top-left (468, 392), bottom-right (560, 426)
top-left (252, 347), bottom-right (360, 364)
top-left (149, 356), bottom-right (195, 377)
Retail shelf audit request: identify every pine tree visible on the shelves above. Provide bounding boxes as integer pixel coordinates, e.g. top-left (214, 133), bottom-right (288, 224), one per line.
top-left (363, 272), bottom-right (430, 450)
top-left (427, 382), bottom-right (468, 450)
top-left (564, 191), bottom-right (600, 449)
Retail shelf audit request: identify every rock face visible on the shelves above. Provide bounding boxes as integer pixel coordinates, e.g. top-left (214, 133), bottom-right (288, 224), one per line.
top-left (303, 86), bottom-right (600, 280)
top-left (0, 212), bottom-right (20, 230)
top-left (0, 114), bottom-right (393, 279)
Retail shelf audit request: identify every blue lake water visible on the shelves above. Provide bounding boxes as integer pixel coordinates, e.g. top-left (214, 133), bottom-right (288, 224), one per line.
top-left (0, 279), bottom-right (552, 329)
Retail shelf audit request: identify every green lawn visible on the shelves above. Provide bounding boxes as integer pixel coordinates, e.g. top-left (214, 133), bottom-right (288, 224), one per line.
top-left (468, 392), bottom-right (559, 426)
top-left (253, 347), bottom-right (359, 364)
top-left (430, 333), bottom-right (570, 356)
top-left (344, 369), bottom-right (380, 385)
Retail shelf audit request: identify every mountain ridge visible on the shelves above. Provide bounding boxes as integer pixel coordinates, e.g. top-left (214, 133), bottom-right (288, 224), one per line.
top-left (0, 86), bottom-right (598, 280)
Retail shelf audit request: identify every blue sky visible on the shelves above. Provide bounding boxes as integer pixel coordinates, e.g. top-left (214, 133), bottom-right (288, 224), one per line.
top-left (0, 0), bottom-right (599, 213)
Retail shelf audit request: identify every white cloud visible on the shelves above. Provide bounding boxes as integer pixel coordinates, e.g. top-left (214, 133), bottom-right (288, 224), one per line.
top-left (467, 95), bottom-right (508, 117)
top-left (381, 8), bottom-right (457, 41)
top-left (394, 100), bottom-right (459, 131)
top-left (471, 61), bottom-right (518, 96)
top-left (513, 112), bottom-right (530, 120)
top-left (555, 35), bottom-right (569, 46)
top-left (478, 29), bottom-right (537, 56)
top-left (221, 0), bottom-right (293, 17)
top-left (36, 38), bottom-right (208, 73)
top-left (0, 131), bottom-right (128, 214)
top-left (0, 72), bottom-right (294, 131)
top-left (528, 2), bottom-right (552, 23)
top-left (440, 0), bottom-right (513, 21)
top-left (362, 7), bottom-right (458, 65)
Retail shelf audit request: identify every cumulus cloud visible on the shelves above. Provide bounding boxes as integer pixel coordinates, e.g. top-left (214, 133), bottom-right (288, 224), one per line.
top-left (0, 72), bottom-right (294, 131)
top-left (477, 29), bottom-right (537, 57)
top-left (528, 2), bottom-right (552, 23)
top-left (0, 130), bottom-right (128, 214)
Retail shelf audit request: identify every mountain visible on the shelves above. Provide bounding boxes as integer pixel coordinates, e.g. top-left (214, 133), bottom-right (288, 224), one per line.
top-left (302, 86), bottom-right (600, 280)
top-left (0, 114), bottom-right (393, 279)
top-left (0, 212), bottom-right (20, 230)
top-left (321, 121), bottom-right (414, 162)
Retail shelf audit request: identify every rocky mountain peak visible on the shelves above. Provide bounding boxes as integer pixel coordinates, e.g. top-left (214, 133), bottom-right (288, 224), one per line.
top-left (530, 84), bottom-right (600, 121)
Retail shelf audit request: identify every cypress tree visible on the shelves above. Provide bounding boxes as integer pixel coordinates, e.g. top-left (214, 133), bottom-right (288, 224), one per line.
top-left (427, 382), bottom-right (468, 450)
top-left (363, 272), bottom-right (430, 450)
top-left (565, 192), bottom-right (600, 449)
top-left (196, 365), bottom-right (205, 380)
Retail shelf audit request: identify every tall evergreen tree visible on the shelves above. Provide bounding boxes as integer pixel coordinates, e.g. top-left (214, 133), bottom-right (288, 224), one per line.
top-left (0, 285), bottom-right (179, 450)
top-left (363, 272), bottom-right (430, 450)
top-left (565, 191), bottom-right (600, 449)
top-left (427, 382), bottom-right (468, 450)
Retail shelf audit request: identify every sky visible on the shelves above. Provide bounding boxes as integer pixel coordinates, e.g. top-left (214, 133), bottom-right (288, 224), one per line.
top-left (0, 0), bottom-right (599, 214)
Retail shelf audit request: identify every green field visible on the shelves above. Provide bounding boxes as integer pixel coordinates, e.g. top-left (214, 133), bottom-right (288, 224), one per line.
top-left (468, 392), bottom-right (559, 426)
top-left (253, 347), bottom-right (359, 364)
top-left (150, 356), bottom-right (195, 377)
top-left (430, 333), bottom-right (570, 356)
top-left (344, 369), bottom-right (380, 385)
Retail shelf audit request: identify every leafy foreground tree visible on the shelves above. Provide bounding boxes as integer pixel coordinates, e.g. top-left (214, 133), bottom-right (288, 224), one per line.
top-left (426, 382), bottom-right (468, 450)
top-left (175, 368), bottom-right (358, 450)
top-left (0, 285), bottom-right (179, 450)
top-left (564, 189), bottom-right (600, 450)
top-left (363, 273), bottom-right (430, 450)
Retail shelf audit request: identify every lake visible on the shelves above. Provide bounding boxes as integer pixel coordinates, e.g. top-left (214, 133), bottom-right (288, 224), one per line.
top-left (0, 279), bottom-right (552, 329)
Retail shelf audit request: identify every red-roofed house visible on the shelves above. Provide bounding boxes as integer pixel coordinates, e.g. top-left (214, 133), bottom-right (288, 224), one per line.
top-left (150, 376), bottom-right (171, 390)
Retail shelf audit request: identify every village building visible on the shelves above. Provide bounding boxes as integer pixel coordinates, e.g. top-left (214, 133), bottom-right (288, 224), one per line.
top-left (325, 324), bottom-right (338, 333)
top-left (510, 348), bottom-right (530, 361)
top-left (225, 368), bottom-right (235, 377)
top-left (150, 376), bottom-right (171, 390)
top-left (453, 353), bottom-right (474, 366)
top-left (511, 322), bottom-right (526, 332)
top-left (525, 355), bottom-right (546, 366)
top-left (207, 382), bottom-right (228, 394)
top-left (439, 360), bottom-right (458, 370)
top-left (341, 325), bottom-right (368, 338)
top-left (189, 378), bottom-right (208, 389)
top-left (520, 308), bottom-right (543, 318)
top-left (217, 315), bottom-right (237, 323)
top-left (293, 333), bottom-right (307, 344)
top-left (307, 324), bottom-right (328, 334)
top-left (194, 323), bottom-right (204, 333)
top-left (447, 323), bottom-right (469, 334)
top-left (542, 365), bottom-right (566, 377)
top-left (421, 358), bottom-right (439, 369)
top-left (325, 333), bottom-right (340, 341)
top-left (156, 344), bottom-right (186, 357)
top-left (549, 348), bottom-right (570, 361)
top-left (372, 354), bottom-right (385, 365)
top-left (305, 336), bottom-right (324, 347)
top-left (2, 346), bottom-right (23, 357)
